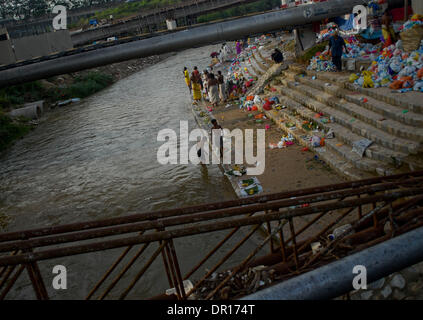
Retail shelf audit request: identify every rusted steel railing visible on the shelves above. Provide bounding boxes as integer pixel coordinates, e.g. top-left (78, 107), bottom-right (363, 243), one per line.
top-left (1, 170), bottom-right (423, 300)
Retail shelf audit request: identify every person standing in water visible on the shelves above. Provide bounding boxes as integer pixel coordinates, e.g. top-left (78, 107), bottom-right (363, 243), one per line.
top-left (183, 67), bottom-right (191, 93)
top-left (211, 119), bottom-right (224, 159)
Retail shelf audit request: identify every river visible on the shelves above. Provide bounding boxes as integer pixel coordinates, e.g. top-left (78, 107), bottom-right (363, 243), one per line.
top-left (0, 45), bottom-right (261, 299)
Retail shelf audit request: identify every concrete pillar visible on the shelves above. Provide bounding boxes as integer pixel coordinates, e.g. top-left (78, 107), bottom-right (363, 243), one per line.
top-left (0, 40), bottom-right (16, 65)
top-left (294, 25), bottom-right (317, 57)
top-left (412, 0), bottom-right (423, 15)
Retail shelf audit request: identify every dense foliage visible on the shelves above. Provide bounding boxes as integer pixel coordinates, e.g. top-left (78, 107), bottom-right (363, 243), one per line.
top-left (0, 111), bottom-right (31, 152)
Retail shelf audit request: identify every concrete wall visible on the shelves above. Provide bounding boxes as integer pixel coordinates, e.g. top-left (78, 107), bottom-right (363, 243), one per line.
top-left (412, 0), bottom-right (423, 15)
top-left (12, 30), bottom-right (73, 61)
top-left (0, 40), bottom-right (15, 65)
top-left (294, 26), bottom-right (316, 57)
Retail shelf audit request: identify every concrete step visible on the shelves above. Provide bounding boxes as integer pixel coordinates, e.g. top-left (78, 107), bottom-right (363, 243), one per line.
top-left (344, 82), bottom-right (423, 115)
top-left (262, 93), bottom-right (406, 176)
top-left (274, 106), bottom-right (398, 176)
top-left (289, 64), bottom-right (423, 114)
top-left (252, 52), bottom-right (270, 73)
top-left (245, 56), bottom-right (264, 76)
top-left (279, 75), bottom-right (423, 145)
top-left (263, 90), bottom-right (410, 169)
top-left (285, 70), bottom-right (423, 128)
top-left (274, 83), bottom-right (421, 155)
top-left (256, 103), bottom-right (375, 180)
top-left (257, 48), bottom-right (274, 66)
top-left (240, 60), bottom-right (258, 78)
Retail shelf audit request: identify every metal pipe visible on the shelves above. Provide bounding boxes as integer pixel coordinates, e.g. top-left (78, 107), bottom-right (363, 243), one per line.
top-left (0, 0), bottom-right (403, 87)
top-left (242, 226), bottom-right (423, 300)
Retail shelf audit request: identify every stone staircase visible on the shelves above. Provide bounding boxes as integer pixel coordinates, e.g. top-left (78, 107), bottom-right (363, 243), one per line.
top-left (252, 63), bottom-right (423, 180)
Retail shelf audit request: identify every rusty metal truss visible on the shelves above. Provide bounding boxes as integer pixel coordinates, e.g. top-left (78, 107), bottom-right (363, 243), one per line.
top-left (1, 171), bottom-right (423, 300)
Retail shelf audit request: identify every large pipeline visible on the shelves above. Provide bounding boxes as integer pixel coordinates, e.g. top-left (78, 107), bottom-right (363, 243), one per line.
top-left (0, 0), bottom-right (402, 87)
top-left (242, 226), bottom-right (423, 300)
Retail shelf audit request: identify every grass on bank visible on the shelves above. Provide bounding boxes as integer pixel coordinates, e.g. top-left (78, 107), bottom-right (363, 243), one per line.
top-left (0, 111), bottom-right (32, 152)
top-left (45, 72), bottom-right (114, 102)
top-left (0, 72), bottom-right (114, 152)
top-left (0, 72), bottom-right (114, 110)
top-left (297, 41), bottom-right (328, 64)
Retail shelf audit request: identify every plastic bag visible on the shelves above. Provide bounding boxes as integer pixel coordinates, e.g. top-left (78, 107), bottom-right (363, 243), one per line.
top-left (363, 75), bottom-right (374, 88)
top-left (401, 76), bottom-right (414, 88)
top-left (349, 73), bottom-right (359, 83)
top-left (311, 136), bottom-right (321, 148)
top-left (253, 95), bottom-right (262, 105)
top-left (389, 80), bottom-right (404, 89)
top-left (389, 60), bottom-right (403, 73)
top-left (413, 81), bottom-right (423, 91)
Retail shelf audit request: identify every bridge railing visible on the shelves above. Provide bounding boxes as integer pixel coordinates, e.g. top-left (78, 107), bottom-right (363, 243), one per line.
top-left (0, 171), bottom-right (423, 299)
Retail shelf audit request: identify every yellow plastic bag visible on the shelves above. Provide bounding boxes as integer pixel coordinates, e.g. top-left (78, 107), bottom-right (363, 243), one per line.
top-left (363, 75), bottom-right (374, 88)
top-left (349, 73), bottom-right (359, 83)
top-left (362, 71), bottom-right (373, 77)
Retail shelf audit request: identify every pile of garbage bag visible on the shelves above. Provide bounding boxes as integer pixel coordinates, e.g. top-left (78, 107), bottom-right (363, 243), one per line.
top-left (350, 39), bottom-right (423, 92)
top-left (308, 36), bottom-right (380, 72)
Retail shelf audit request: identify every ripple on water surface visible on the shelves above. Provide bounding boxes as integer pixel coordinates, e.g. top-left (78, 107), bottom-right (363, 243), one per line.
top-left (0, 46), bottom-right (260, 299)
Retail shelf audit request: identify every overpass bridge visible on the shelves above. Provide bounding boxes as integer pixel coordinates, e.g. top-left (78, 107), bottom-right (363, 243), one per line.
top-left (0, 0), bottom-right (404, 87)
top-left (71, 0), bottom-right (263, 46)
top-left (0, 1), bottom-right (126, 39)
top-left (0, 171), bottom-right (422, 300)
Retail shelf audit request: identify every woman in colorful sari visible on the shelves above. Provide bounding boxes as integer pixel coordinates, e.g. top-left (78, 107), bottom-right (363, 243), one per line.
top-left (191, 67), bottom-right (202, 101)
top-left (381, 10), bottom-right (396, 48)
top-left (207, 73), bottom-right (219, 108)
top-left (236, 41), bottom-right (242, 55)
top-left (183, 67), bottom-right (191, 93)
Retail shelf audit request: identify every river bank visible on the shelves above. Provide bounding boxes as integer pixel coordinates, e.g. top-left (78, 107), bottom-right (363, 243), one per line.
top-left (190, 36), bottom-right (343, 220)
top-left (188, 35), bottom-right (423, 300)
top-left (0, 45), bottom-right (258, 299)
top-left (0, 53), bottom-right (171, 153)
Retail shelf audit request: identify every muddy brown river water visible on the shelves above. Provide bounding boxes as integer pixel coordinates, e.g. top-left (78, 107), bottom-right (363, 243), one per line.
top-left (0, 45), bottom-right (261, 299)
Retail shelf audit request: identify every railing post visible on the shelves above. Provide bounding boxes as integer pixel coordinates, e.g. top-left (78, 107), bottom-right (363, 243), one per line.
top-left (26, 261), bottom-right (48, 300)
top-left (288, 218), bottom-right (299, 270)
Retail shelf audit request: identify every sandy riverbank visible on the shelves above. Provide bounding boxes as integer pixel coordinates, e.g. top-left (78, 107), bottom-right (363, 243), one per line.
top-left (190, 48), bottom-right (343, 201)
